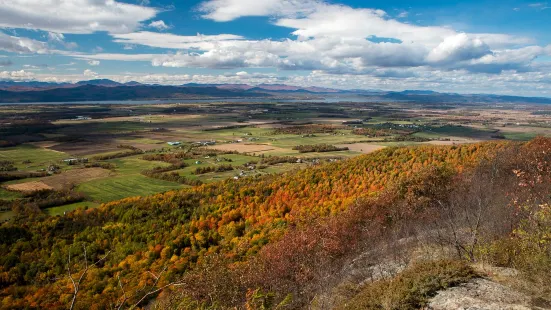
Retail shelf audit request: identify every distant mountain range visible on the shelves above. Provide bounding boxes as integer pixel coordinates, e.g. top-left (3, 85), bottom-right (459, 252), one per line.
top-left (1, 79), bottom-right (551, 104)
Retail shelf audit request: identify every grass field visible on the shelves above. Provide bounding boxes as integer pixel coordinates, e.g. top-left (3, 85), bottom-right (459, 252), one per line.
top-left (0, 188), bottom-right (22, 200)
top-left (0, 210), bottom-right (15, 222)
top-left (107, 156), bottom-right (173, 174)
top-left (502, 132), bottom-right (538, 141)
top-left (45, 201), bottom-right (100, 216)
top-left (0, 145), bottom-right (68, 170)
top-left (77, 175), bottom-right (184, 203)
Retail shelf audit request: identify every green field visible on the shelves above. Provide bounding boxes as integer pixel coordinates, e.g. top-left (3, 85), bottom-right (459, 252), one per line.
top-left (107, 156), bottom-right (173, 174)
top-left (0, 145), bottom-right (68, 170)
top-left (0, 188), bottom-right (22, 200)
top-left (0, 210), bottom-right (15, 222)
top-left (45, 201), bottom-right (101, 216)
top-left (77, 175), bottom-right (184, 203)
top-left (502, 132), bottom-right (538, 141)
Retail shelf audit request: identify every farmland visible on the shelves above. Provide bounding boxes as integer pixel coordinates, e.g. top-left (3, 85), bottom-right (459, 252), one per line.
top-left (1, 99), bottom-right (551, 221)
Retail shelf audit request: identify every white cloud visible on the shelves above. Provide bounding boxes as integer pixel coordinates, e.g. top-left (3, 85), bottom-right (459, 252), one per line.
top-left (111, 32), bottom-right (244, 49)
top-left (190, 0), bottom-right (542, 74)
top-left (7, 68), bottom-right (551, 97)
top-left (47, 32), bottom-right (65, 43)
top-left (0, 0), bottom-right (158, 34)
top-left (148, 20), bottom-right (171, 31)
top-left (426, 33), bottom-right (491, 64)
top-left (0, 70), bottom-right (35, 80)
top-left (47, 32), bottom-right (78, 49)
top-left (88, 60), bottom-right (101, 66)
top-left (199, 0), bottom-right (320, 22)
top-left (83, 69), bottom-right (98, 77)
top-left (73, 53), bottom-right (158, 62)
top-left (0, 32), bottom-right (50, 54)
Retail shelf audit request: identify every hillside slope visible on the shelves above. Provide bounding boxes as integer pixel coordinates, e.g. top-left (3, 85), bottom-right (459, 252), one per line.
top-left (0, 141), bottom-right (533, 308)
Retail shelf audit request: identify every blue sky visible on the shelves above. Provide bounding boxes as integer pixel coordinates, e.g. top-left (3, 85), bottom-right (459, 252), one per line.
top-left (0, 0), bottom-right (550, 96)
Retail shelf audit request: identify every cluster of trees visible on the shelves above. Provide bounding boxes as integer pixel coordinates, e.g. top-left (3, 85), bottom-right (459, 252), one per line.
top-left (7, 189), bottom-right (85, 215)
top-left (352, 128), bottom-right (395, 137)
top-left (142, 162), bottom-right (189, 175)
top-left (259, 156), bottom-right (300, 165)
top-left (193, 164), bottom-right (234, 175)
top-left (142, 152), bottom-right (192, 164)
top-left (383, 135), bottom-right (431, 142)
top-left (273, 125), bottom-right (339, 135)
top-left (0, 171), bottom-right (49, 182)
top-left (0, 160), bottom-right (16, 172)
top-left (0, 140), bottom-right (514, 308)
top-left (203, 124), bottom-right (249, 131)
top-left (292, 144), bottom-right (349, 153)
top-left (143, 171), bottom-right (203, 186)
top-left (91, 145), bottom-right (143, 161)
top-left (84, 162), bottom-right (116, 170)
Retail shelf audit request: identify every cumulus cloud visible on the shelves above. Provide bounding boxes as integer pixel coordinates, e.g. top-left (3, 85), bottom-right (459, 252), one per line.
top-left (190, 0), bottom-right (544, 74)
top-left (0, 70), bottom-right (35, 80)
top-left (47, 32), bottom-right (78, 49)
top-left (199, 0), bottom-right (320, 22)
top-left (83, 69), bottom-right (98, 77)
top-left (4, 67), bottom-right (551, 97)
top-left (0, 0), bottom-right (158, 34)
top-left (148, 20), bottom-right (171, 31)
top-left (426, 33), bottom-right (492, 65)
top-left (0, 32), bottom-right (50, 54)
top-left (88, 60), bottom-right (100, 66)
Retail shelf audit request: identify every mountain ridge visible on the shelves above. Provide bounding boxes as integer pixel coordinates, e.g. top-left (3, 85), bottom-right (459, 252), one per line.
top-left (1, 79), bottom-right (551, 104)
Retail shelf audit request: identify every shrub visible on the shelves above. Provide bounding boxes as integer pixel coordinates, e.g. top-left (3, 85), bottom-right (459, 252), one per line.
top-left (339, 260), bottom-right (477, 310)
top-left (292, 144), bottom-right (349, 153)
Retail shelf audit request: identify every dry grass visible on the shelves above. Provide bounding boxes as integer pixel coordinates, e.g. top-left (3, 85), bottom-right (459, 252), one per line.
top-left (41, 168), bottom-right (112, 190)
top-left (7, 168), bottom-right (112, 192)
top-left (5, 181), bottom-right (53, 192)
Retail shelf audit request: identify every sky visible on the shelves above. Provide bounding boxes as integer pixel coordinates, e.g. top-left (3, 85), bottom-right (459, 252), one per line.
top-left (0, 0), bottom-right (550, 96)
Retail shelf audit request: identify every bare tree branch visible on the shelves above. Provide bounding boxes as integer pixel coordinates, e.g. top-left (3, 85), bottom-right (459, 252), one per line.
top-left (67, 246), bottom-right (111, 310)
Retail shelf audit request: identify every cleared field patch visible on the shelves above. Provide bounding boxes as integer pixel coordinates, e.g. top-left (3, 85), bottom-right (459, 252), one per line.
top-left (6, 181), bottom-right (53, 192)
top-left (49, 141), bottom-right (120, 156)
top-left (207, 143), bottom-right (287, 154)
top-left (0, 188), bottom-right (22, 200)
top-left (107, 156), bottom-right (173, 174)
top-left (46, 201), bottom-right (100, 216)
top-left (78, 175), bottom-right (183, 203)
top-left (0, 210), bottom-right (15, 222)
top-left (0, 144), bottom-right (67, 169)
top-left (336, 143), bottom-right (386, 154)
top-left (5, 168), bottom-right (112, 192)
top-left (41, 168), bottom-right (113, 190)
